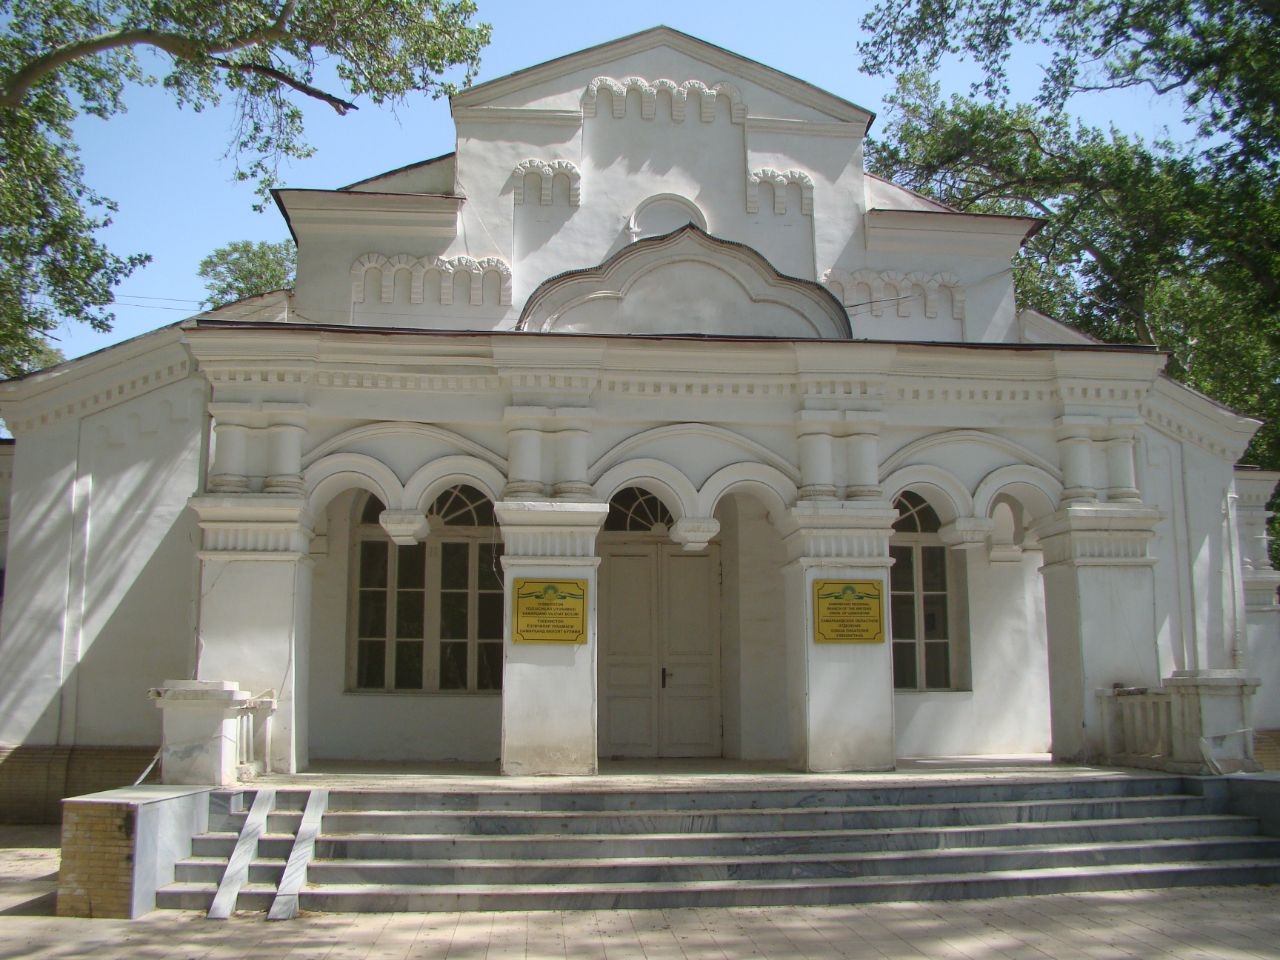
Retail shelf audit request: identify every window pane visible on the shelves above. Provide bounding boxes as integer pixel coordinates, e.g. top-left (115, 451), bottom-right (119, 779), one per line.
top-left (922, 594), bottom-right (948, 640)
top-left (398, 543), bottom-right (426, 588)
top-left (440, 542), bottom-right (469, 590)
top-left (439, 591), bottom-right (468, 639)
top-left (396, 591), bottom-right (424, 639)
top-left (477, 592), bottom-right (503, 640)
top-left (890, 546), bottom-right (914, 592)
top-left (891, 594), bottom-right (915, 640)
top-left (922, 546), bottom-right (947, 592)
top-left (925, 642), bottom-right (951, 689)
top-left (360, 495), bottom-right (385, 524)
top-left (359, 542), bottom-right (387, 588)
top-left (356, 640), bottom-right (385, 689)
top-left (477, 642), bottom-right (503, 691)
top-left (358, 589), bottom-right (387, 638)
top-left (892, 641), bottom-right (917, 690)
top-left (440, 641), bottom-right (468, 690)
top-left (394, 641), bottom-right (424, 690)
top-left (478, 542), bottom-right (503, 590)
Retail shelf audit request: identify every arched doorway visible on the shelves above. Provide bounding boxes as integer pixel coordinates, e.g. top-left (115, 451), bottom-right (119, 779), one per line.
top-left (597, 487), bottom-right (721, 758)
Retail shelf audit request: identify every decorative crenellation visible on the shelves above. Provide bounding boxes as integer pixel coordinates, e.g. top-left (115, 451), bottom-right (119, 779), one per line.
top-left (824, 269), bottom-right (965, 320)
top-left (582, 77), bottom-right (746, 123)
top-left (351, 253), bottom-right (513, 307)
top-left (512, 159), bottom-right (581, 206)
top-left (747, 169), bottom-right (814, 215)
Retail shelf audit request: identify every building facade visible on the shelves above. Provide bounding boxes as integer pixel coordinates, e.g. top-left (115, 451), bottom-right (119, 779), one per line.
top-left (1, 28), bottom-right (1276, 788)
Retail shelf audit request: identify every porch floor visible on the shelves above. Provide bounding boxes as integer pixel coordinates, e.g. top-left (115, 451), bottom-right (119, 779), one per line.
top-left (248, 754), bottom-right (1174, 792)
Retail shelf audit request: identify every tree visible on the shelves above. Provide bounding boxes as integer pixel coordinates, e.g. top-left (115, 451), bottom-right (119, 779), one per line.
top-left (198, 239), bottom-right (296, 309)
top-left (0, 0), bottom-right (490, 373)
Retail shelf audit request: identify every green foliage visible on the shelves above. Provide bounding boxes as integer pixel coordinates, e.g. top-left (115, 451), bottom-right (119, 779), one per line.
top-left (0, 0), bottom-right (490, 373)
top-left (198, 239), bottom-right (296, 308)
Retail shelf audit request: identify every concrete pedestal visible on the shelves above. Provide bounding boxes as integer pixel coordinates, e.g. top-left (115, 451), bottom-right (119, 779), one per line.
top-left (150, 680), bottom-right (249, 785)
top-left (1167, 670), bottom-right (1262, 773)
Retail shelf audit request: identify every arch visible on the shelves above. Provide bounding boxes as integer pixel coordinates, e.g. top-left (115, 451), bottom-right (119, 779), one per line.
top-left (403, 456), bottom-right (506, 513)
top-left (627, 193), bottom-right (709, 240)
top-left (512, 158), bottom-right (581, 206)
top-left (880, 464), bottom-right (972, 524)
top-left (697, 461), bottom-right (797, 519)
top-left (303, 422), bottom-right (505, 472)
top-left (583, 76), bottom-right (747, 123)
top-left (592, 458), bottom-right (698, 522)
top-left (305, 453), bottom-right (404, 515)
top-left (972, 464), bottom-right (1062, 522)
top-left (746, 168), bottom-right (814, 216)
top-left (590, 423), bottom-right (800, 486)
top-left (350, 253), bottom-right (388, 304)
top-left (879, 429), bottom-right (1061, 481)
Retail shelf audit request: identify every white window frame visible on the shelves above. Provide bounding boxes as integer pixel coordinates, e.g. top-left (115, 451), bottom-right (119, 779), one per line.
top-left (890, 492), bottom-right (957, 692)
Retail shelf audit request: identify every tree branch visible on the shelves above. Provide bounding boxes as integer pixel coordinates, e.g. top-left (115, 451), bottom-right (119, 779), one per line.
top-left (0, 0), bottom-right (299, 108)
top-left (210, 58), bottom-right (358, 115)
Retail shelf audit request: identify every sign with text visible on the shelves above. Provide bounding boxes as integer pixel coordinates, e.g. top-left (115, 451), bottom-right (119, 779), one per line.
top-left (812, 580), bottom-right (885, 644)
top-left (512, 579), bottom-right (588, 644)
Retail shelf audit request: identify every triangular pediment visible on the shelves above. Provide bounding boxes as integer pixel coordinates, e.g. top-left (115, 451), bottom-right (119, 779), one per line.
top-left (452, 26), bottom-right (874, 127)
top-left (519, 225), bottom-right (851, 339)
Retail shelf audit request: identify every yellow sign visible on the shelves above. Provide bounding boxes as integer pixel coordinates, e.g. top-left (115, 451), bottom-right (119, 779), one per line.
top-left (813, 580), bottom-right (885, 644)
top-left (512, 579), bottom-right (588, 644)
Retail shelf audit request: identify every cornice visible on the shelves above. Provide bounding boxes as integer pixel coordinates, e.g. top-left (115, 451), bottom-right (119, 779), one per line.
top-left (273, 189), bottom-right (461, 242)
top-left (865, 208), bottom-right (1041, 257)
top-left (1141, 375), bottom-right (1260, 462)
top-left (0, 330), bottom-right (192, 436)
top-left (451, 107), bottom-right (583, 126)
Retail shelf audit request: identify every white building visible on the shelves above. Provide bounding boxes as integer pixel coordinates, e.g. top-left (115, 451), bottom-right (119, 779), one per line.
top-left (1, 28), bottom-right (1276, 794)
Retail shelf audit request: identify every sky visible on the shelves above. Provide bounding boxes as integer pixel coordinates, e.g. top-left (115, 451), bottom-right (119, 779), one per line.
top-left (54, 0), bottom-right (1184, 362)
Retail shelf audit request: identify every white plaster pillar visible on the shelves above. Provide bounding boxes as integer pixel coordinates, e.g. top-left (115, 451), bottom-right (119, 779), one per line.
top-left (149, 680), bottom-right (249, 785)
top-left (1103, 419), bottom-right (1142, 502)
top-left (495, 500), bottom-right (609, 775)
top-left (551, 411), bottom-right (594, 500)
top-left (1055, 417), bottom-right (1100, 503)
top-left (188, 495), bottom-right (314, 774)
top-left (1233, 469), bottom-right (1280, 730)
top-left (780, 501), bottom-right (899, 771)
top-left (503, 407), bottom-right (549, 499)
top-left (264, 405), bottom-right (307, 495)
top-left (1031, 503), bottom-right (1161, 762)
top-left (797, 411), bottom-right (839, 500)
top-left (207, 403), bottom-right (252, 494)
top-left (844, 413), bottom-right (882, 500)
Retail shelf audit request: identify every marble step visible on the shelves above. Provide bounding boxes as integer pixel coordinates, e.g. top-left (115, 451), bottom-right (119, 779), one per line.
top-left (302, 837), bottom-right (1280, 887)
top-left (192, 833), bottom-right (296, 859)
top-left (156, 881), bottom-right (276, 913)
top-left (307, 814), bottom-right (1263, 860)
top-left (288, 775), bottom-right (1187, 813)
top-left (313, 794), bottom-right (1213, 835)
top-left (278, 860), bottom-right (1280, 912)
top-left (174, 857), bottom-right (287, 885)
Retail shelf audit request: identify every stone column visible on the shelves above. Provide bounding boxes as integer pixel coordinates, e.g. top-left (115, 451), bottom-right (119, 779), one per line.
top-left (495, 500), bottom-right (609, 775)
top-left (1233, 469), bottom-right (1280, 732)
top-left (264, 404), bottom-right (307, 495)
top-left (1032, 503), bottom-right (1161, 762)
top-left (1103, 418), bottom-right (1142, 502)
top-left (780, 500), bottom-right (899, 771)
top-left (207, 403), bottom-right (252, 494)
top-left (503, 407), bottom-right (549, 499)
top-left (1055, 416), bottom-right (1099, 503)
top-left (844, 413), bottom-right (882, 500)
top-left (551, 410), bottom-right (594, 500)
top-left (797, 411), bottom-right (839, 500)
top-left (188, 494), bottom-right (314, 774)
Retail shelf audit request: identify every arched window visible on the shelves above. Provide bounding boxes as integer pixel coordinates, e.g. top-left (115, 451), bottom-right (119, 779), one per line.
top-left (889, 491), bottom-right (953, 690)
top-left (351, 485), bottom-right (503, 694)
top-left (603, 486), bottom-right (675, 532)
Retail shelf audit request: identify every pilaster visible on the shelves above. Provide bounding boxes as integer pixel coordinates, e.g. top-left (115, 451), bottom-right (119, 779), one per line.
top-left (779, 500), bottom-right (899, 772)
top-left (495, 500), bottom-right (609, 775)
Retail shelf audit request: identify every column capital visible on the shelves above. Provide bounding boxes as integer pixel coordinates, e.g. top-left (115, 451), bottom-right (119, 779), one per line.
top-left (189, 494), bottom-right (314, 558)
top-left (938, 517), bottom-right (994, 550)
top-left (495, 500), bottom-right (608, 559)
top-left (780, 501), bottom-right (898, 566)
top-left (1031, 503), bottom-right (1160, 568)
top-left (671, 517), bottom-right (720, 552)
top-left (378, 510), bottom-right (428, 546)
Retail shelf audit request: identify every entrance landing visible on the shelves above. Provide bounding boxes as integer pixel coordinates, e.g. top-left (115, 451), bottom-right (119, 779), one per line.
top-left (251, 755), bottom-right (1148, 792)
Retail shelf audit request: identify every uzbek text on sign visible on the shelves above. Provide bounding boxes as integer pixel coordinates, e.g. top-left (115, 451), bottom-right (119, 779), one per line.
top-left (812, 579), bottom-right (885, 644)
top-left (512, 579), bottom-right (588, 644)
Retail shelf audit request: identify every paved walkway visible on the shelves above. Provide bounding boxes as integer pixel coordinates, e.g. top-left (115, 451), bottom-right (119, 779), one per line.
top-left (3, 824), bottom-right (1278, 959)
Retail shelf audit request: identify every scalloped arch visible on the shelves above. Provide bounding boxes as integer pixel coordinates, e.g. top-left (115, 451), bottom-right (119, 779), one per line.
top-left (590, 423), bottom-right (800, 486)
top-left (879, 429), bottom-right (1060, 481)
top-left (303, 422), bottom-right (504, 472)
top-left (972, 464), bottom-right (1062, 521)
top-left (349, 254), bottom-right (512, 307)
top-left (512, 158), bottom-right (581, 206)
top-left (697, 462), bottom-right (797, 518)
top-left (594, 458), bottom-right (698, 522)
top-left (747, 168), bottom-right (814, 216)
top-left (582, 76), bottom-right (747, 123)
top-left (305, 453), bottom-right (404, 515)
top-left (881, 464), bottom-right (973, 523)
top-left (402, 456), bottom-right (506, 512)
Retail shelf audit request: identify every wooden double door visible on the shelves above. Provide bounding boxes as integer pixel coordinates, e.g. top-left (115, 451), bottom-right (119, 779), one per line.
top-left (597, 542), bottom-right (721, 758)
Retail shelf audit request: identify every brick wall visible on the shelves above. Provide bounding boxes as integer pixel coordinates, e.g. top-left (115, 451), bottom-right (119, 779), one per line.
top-left (56, 800), bottom-right (137, 918)
top-left (0, 746), bottom-right (158, 823)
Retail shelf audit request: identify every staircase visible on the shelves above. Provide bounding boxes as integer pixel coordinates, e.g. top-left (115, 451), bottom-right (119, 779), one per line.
top-left (156, 775), bottom-right (1280, 913)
